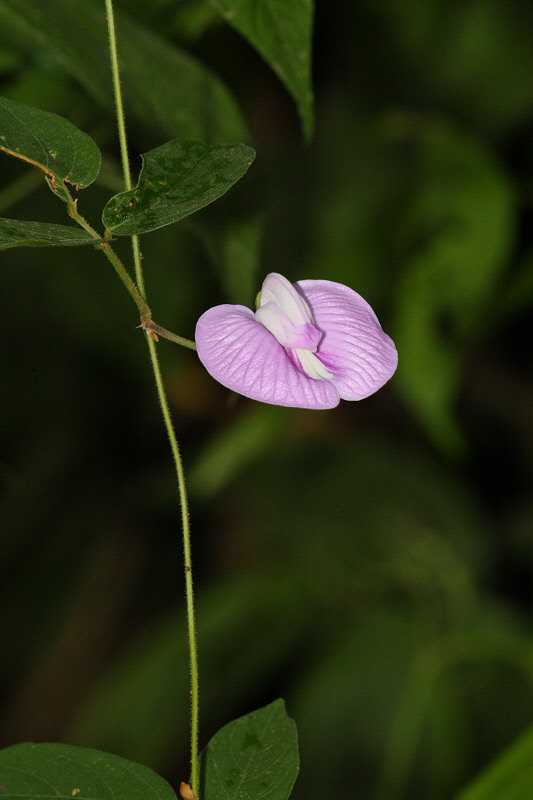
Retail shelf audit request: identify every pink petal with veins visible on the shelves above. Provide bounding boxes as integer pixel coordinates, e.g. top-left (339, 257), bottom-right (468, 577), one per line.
top-left (195, 274), bottom-right (397, 408)
top-left (295, 279), bottom-right (398, 400)
top-left (195, 304), bottom-right (340, 408)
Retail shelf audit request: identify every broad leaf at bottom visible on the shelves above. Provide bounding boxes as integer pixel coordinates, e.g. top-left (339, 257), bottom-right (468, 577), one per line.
top-left (199, 699), bottom-right (299, 800)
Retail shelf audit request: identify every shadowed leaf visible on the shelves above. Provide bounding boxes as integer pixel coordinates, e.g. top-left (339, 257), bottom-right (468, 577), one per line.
top-left (0, 96), bottom-right (101, 201)
top-left (455, 724), bottom-right (533, 800)
top-left (390, 115), bottom-right (515, 453)
top-left (0, 743), bottom-right (177, 800)
top-left (0, 218), bottom-right (97, 250)
top-left (199, 699), bottom-right (299, 800)
top-left (211, 0), bottom-right (314, 140)
top-left (103, 140), bottom-right (255, 236)
top-left (0, 0), bottom-right (248, 143)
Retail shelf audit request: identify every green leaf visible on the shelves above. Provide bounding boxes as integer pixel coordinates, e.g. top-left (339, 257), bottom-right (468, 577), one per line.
top-left (0, 0), bottom-right (248, 143)
top-left (0, 96), bottom-right (101, 200)
top-left (199, 699), bottom-right (299, 800)
top-left (211, 0), bottom-right (314, 140)
top-left (0, 218), bottom-right (97, 249)
top-left (455, 724), bottom-right (533, 800)
top-left (102, 140), bottom-right (255, 236)
top-left (0, 742), bottom-right (177, 800)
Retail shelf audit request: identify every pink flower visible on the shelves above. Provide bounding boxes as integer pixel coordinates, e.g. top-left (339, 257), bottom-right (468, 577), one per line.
top-left (195, 273), bottom-right (397, 409)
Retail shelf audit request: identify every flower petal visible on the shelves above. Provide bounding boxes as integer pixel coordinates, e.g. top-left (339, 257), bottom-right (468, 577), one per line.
top-left (254, 303), bottom-right (322, 349)
top-left (195, 304), bottom-right (341, 409)
top-left (259, 273), bottom-right (313, 325)
top-left (295, 280), bottom-right (398, 400)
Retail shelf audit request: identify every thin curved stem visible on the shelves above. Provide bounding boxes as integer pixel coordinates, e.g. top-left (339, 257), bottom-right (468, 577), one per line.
top-left (104, 0), bottom-right (146, 301)
top-left (105, 1), bottom-right (200, 792)
top-left (67, 194), bottom-right (194, 349)
top-left (104, 0), bottom-right (133, 193)
top-left (66, 195), bottom-right (152, 321)
top-left (147, 336), bottom-right (200, 795)
top-left (141, 321), bottom-right (197, 351)
top-left (101, 241), bottom-right (152, 321)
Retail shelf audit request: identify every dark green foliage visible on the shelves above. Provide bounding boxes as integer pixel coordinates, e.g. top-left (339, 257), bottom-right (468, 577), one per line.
top-left (0, 743), bottom-right (177, 799)
top-left (210, 0), bottom-right (314, 140)
top-left (0, 219), bottom-right (96, 249)
top-left (103, 140), bottom-right (255, 236)
top-left (199, 699), bottom-right (299, 800)
top-left (0, 0), bottom-right (248, 143)
top-left (456, 724), bottom-right (533, 799)
top-left (0, 96), bottom-right (100, 198)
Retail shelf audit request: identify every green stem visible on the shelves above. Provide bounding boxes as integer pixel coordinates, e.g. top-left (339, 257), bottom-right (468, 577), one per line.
top-left (104, 0), bottom-right (133, 193)
top-left (104, 0), bottom-right (146, 301)
top-left (105, 1), bottom-right (200, 792)
top-left (147, 335), bottom-right (200, 795)
top-left (66, 196), bottom-right (152, 322)
top-left (65, 190), bottom-right (193, 351)
top-left (141, 321), bottom-right (197, 351)
top-left (131, 234), bottom-right (146, 300)
top-left (101, 241), bottom-right (151, 321)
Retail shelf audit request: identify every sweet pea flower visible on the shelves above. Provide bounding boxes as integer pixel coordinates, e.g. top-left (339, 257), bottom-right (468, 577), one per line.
top-left (195, 273), bottom-right (397, 409)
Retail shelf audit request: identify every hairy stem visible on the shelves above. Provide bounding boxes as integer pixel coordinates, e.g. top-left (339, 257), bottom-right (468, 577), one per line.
top-left (104, 0), bottom-right (146, 300)
top-left (141, 321), bottom-right (198, 351)
top-left (66, 196), bottom-right (152, 321)
top-left (147, 335), bottom-right (200, 794)
top-left (104, 0), bottom-right (132, 193)
top-left (105, 1), bottom-right (200, 792)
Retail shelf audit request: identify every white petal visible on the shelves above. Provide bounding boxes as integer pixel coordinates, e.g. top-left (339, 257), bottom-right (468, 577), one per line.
top-left (255, 303), bottom-right (322, 350)
top-left (259, 273), bottom-right (313, 325)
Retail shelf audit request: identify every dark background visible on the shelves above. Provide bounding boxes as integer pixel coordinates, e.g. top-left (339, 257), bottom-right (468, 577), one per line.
top-left (1, 1), bottom-right (533, 798)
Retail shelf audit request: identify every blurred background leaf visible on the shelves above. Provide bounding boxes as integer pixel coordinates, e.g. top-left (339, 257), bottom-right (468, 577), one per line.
top-left (455, 722), bottom-right (533, 800)
top-left (210, 0), bottom-right (314, 140)
top-left (0, 0), bottom-right (248, 143)
top-left (388, 114), bottom-right (516, 452)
